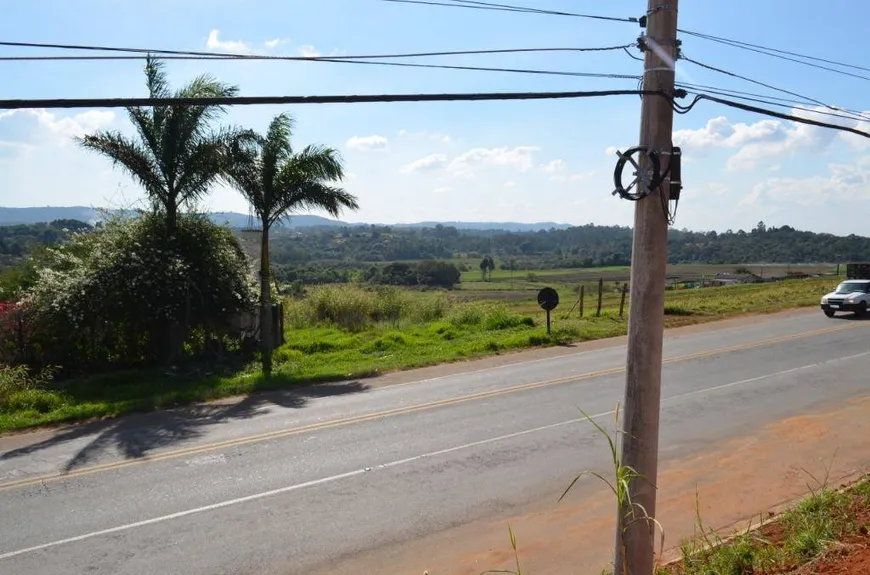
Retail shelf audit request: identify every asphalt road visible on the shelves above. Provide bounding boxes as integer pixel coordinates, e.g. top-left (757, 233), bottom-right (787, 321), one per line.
top-left (1, 311), bottom-right (868, 574)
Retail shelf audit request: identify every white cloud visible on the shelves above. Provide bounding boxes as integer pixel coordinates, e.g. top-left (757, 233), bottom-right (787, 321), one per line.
top-left (549, 171), bottom-right (595, 184)
top-left (541, 159), bottom-right (566, 173)
top-left (447, 146), bottom-right (539, 177)
top-left (298, 45), bottom-right (321, 57)
top-left (206, 29), bottom-right (252, 54)
top-left (504, 180), bottom-right (517, 188)
top-left (673, 110), bottom-right (838, 171)
top-left (0, 108), bottom-right (115, 145)
top-left (742, 157), bottom-right (870, 207)
top-left (433, 186), bottom-right (453, 194)
top-left (346, 135), bottom-right (388, 151)
top-left (400, 153), bottom-right (449, 173)
top-left (264, 37), bottom-right (289, 49)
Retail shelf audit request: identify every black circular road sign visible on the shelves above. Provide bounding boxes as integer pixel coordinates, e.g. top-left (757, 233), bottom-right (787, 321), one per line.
top-left (537, 287), bottom-right (559, 311)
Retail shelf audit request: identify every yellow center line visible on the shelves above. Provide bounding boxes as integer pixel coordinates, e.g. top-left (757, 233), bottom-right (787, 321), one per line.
top-left (0, 322), bottom-right (862, 492)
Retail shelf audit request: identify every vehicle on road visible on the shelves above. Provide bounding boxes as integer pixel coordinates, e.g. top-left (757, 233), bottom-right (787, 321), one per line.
top-left (820, 279), bottom-right (870, 317)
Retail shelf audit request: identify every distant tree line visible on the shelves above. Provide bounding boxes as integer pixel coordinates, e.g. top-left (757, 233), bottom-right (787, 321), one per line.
top-left (6, 219), bottom-right (870, 284)
top-left (266, 220), bottom-right (870, 267)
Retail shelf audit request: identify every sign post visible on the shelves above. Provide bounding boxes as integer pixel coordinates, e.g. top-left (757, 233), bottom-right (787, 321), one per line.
top-left (537, 287), bottom-right (559, 335)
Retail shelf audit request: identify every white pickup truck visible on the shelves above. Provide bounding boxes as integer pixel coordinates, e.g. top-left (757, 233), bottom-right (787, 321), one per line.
top-left (820, 279), bottom-right (870, 317)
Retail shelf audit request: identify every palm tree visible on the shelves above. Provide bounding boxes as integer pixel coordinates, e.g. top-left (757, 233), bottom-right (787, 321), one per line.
top-left (77, 55), bottom-right (239, 233)
top-left (223, 113), bottom-right (359, 376)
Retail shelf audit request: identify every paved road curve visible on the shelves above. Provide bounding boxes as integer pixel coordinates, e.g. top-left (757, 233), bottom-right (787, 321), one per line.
top-left (0, 311), bottom-right (868, 574)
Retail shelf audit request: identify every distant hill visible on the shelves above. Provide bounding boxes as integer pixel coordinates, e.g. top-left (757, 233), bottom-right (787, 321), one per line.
top-left (0, 206), bottom-right (103, 226)
top-left (0, 207), bottom-right (571, 232)
top-left (390, 221), bottom-right (572, 232)
top-left (0, 207), bottom-right (341, 229)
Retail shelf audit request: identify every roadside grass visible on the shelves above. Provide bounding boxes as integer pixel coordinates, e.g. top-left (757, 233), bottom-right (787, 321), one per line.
top-left (0, 276), bottom-right (841, 432)
top-left (666, 476), bottom-right (870, 575)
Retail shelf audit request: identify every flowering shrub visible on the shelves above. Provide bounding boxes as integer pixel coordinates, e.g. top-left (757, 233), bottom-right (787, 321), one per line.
top-left (21, 213), bottom-right (256, 371)
top-left (0, 301), bottom-right (27, 365)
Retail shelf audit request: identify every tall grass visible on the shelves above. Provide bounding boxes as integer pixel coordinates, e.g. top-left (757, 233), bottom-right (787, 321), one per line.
top-left (674, 470), bottom-right (869, 575)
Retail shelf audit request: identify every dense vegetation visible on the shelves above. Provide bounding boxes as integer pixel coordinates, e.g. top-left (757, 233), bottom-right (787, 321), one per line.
top-left (267, 220), bottom-right (870, 270)
top-left (0, 55), bottom-right (358, 424)
top-left (7, 220), bottom-right (870, 280)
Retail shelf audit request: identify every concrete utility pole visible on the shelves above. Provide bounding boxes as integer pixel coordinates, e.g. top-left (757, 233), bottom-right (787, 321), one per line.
top-left (613, 1), bottom-right (679, 574)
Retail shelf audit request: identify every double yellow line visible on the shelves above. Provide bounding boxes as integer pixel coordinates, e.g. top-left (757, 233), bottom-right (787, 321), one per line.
top-left (0, 322), bottom-right (862, 493)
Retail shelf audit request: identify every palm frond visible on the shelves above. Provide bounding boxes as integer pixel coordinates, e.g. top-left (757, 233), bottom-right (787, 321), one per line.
top-left (173, 138), bottom-right (227, 209)
top-left (223, 131), bottom-right (267, 220)
top-left (269, 182), bottom-right (359, 225)
top-left (261, 113), bottom-right (295, 196)
top-left (286, 144), bottom-right (346, 183)
top-left (125, 106), bottom-right (161, 165)
top-left (143, 56), bottom-right (170, 140)
top-left (76, 131), bottom-right (165, 197)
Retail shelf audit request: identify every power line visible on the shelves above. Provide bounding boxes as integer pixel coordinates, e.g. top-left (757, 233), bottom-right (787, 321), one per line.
top-left (1, 87), bottom-right (865, 140)
top-left (377, 0), bottom-right (639, 23)
top-left (0, 40), bottom-right (639, 80)
top-left (678, 81), bottom-right (870, 120)
top-left (679, 28), bottom-right (870, 74)
top-left (0, 89), bottom-right (677, 110)
top-left (680, 29), bottom-right (870, 82)
top-left (0, 40), bottom-right (633, 60)
top-left (681, 55), bottom-right (870, 123)
top-left (0, 55), bottom-right (640, 82)
top-left (676, 93), bottom-right (870, 139)
top-left (679, 84), bottom-right (867, 125)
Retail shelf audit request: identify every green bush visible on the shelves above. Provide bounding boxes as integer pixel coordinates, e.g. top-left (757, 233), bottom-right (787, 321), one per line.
top-left (484, 309), bottom-right (535, 331)
top-left (20, 213), bottom-right (255, 371)
top-left (307, 284), bottom-right (374, 332)
top-left (411, 295), bottom-right (450, 323)
top-left (0, 364), bottom-right (58, 411)
top-left (272, 347), bottom-right (304, 366)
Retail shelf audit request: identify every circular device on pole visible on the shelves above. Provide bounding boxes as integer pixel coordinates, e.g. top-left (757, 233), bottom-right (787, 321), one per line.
top-left (537, 287), bottom-right (559, 334)
top-left (612, 146), bottom-right (662, 201)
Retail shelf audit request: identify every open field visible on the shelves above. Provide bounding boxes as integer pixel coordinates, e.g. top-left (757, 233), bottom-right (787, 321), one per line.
top-left (457, 263), bottom-right (838, 302)
top-left (0, 274), bottom-right (845, 432)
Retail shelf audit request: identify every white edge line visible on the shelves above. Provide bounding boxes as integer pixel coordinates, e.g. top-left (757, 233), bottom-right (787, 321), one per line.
top-left (1, 348), bottom-right (866, 561)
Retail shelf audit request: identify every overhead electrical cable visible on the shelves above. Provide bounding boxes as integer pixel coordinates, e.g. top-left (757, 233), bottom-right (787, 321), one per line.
top-left (0, 53), bottom-right (640, 80)
top-left (0, 40), bottom-right (633, 60)
top-left (682, 33), bottom-right (870, 82)
top-left (0, 40), bottom-right (643, 80)
top-left (377, 0), bottom-right (639, 23)
top-left (0, 89), bottom-right (868, 141)
top-left (0, 89), bottom-right (680, 110)
top-left (675, 93), bottom-right (870, 139)
top-left (681, 55), bottom-right (870, 123)
top-left (679, 28), bottom-right (870, 74)
top-left (679, 85), bottom-right (867, 125)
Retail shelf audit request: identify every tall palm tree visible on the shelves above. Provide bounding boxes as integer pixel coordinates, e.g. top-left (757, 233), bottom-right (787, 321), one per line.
top-left (77, 55), bottom-right (239, 233)
top-left (223, 113), bottom-right (359, 376)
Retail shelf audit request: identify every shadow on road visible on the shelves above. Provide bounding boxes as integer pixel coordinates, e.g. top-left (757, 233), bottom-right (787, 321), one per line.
top-left (0, 381), bottom-right (369, 472)
top-left (829, 313), bottom-right (870, 321)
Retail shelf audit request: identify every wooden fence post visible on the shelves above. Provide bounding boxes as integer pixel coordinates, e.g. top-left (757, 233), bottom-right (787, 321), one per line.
top-left (579, 285), bottom-right (585, 318)
top-left (619, 283), bottom-right (628, 318)
top-left (596, 278), bottom-right (604, 317)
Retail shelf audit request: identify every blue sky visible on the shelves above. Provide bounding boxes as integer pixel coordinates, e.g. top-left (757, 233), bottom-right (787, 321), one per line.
top-left (1, 0), bottom-right (869, 234)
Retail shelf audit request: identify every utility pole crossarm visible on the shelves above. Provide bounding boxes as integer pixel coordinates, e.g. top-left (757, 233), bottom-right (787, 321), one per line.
top-left (613, 1), bottom-right (679, 574)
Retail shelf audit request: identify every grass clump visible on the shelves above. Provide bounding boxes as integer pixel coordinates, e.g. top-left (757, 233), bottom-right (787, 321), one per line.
top-left (673, 472), bottom-right (869, 575)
